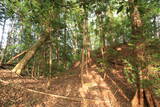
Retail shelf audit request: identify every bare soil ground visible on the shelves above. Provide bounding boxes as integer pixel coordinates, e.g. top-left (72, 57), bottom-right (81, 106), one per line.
top-left (0, 63), bottom-right (135, 107)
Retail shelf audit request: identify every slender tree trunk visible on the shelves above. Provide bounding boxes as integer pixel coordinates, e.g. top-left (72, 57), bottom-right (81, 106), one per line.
top-left (47, 42), bottom-right (52, 88)
top-left (96, 12), bottom-right (105, 60)
top-left (49, 42), bottom-right (52, 76)
top-left (1, 19), bottom-right (16, 65)
top-left (0, 18), bottom-right (7, 65)
top-left (56, 33), bottom-right (60, 65)
top-left (12, 34), bottom-right (49, 74)
top-left (56, 44), bottom-right (59, 65)
top-left (64, 26), bottom-right (67, 68)
top-left (80, 13), bottom-right (86, 103)
top-left (85, 13), bottom-right (91, 66)
top-left (81, 34), bottom-right (86, 107)
top-left (81, 16), bottom-right (87, 87)
top-left (153, 16), bottom-right (159, 38)
top-left (31, 57), bottom-right (35, 77)
top-left (0, 18), bottom-right (7, 49)
top-left (81, 48), bottom-right (85, 85)
top-left (0, 32), bottom-right (12, 64)
top-left (153, 16), bottom-right (156, 37)
top-left (100, 15), bottom-right (105, 60)
top-left (86, 37), bottom-right (91, 66)
top-left (81, 5), bottom-right (91, 107)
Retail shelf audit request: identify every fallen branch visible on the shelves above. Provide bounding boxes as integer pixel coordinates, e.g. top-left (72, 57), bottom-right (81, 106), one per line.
top-left (0, 64), bottom-right (15, 69)
top-left (7, 50), bottom-right (28, 64)
top-left (26, 88), bottom-right (109, 102)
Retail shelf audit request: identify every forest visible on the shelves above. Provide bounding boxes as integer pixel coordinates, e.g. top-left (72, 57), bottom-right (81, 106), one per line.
top-left (0, 0), bottom-right (160, 107)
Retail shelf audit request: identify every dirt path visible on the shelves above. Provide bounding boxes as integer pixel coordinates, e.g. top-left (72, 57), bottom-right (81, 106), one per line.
top-left (79, 65), bottom-right (117, 107)
top-left (0, 66), bottom-right (134, 107)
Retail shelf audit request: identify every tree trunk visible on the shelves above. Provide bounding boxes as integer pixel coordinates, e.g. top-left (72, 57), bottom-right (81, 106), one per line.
top-left (128, 0), bottom-right (157, 107)
top-left (12, 34), bottom-right (49, 74)
top-left (131, 89), bottom-right (157, 107)
top-left (64, 29), bottom-right (67, 68)
top-left (100, 15), bottom-right (105, 60)
top-left (49, 42), bottom-right (52, 76)
top-left (0, 32), bottom-right (12, 65)
top-left (55, 33), bottom-right (60, 65)
top-left (85, 14), bottom-right (91, 66)
top-left (56, 44), bottom-right (59, 65)
top-left (96, 12), bottom-right (106, 60)
top-left (0, 18), bottom-right (7, 49)
top-left (1, 20), bottom-right (16, 65)
top-left (0, 18), bottom-right (7, 64)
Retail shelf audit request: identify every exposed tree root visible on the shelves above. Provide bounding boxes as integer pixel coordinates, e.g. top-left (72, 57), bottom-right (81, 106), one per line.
top-left (131, 89), bottom-right (158, 107)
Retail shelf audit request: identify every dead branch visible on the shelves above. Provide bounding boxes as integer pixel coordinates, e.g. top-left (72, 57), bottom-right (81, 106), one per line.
top-left (7, 50), bottom-right (28, 64)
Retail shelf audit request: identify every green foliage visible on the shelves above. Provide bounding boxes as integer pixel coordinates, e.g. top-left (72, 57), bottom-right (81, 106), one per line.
top-left (141, 79), bottom-right (154, 88)
top-left (108, 48), bottom-right (119, 56)
top-left (96, 58), bottom-right (107, 73)
top-left (51, 62), bottom-right (66, 74)
top-left (123, 60), bottom-right (138, 86)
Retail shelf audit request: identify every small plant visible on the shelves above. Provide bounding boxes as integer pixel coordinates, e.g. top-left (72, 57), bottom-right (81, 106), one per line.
top-left (96, 58), bottom-right (108, 73)
top-left (123, 59), bottom-right (138, 86)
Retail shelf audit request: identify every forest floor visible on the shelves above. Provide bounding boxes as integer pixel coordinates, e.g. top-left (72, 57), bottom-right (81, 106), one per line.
top-left (1, 43), bottom-right (160, 107)
top-left (0, 62), bottom-right (135, 107)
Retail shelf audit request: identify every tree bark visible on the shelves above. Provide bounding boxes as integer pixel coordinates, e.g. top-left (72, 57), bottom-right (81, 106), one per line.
top-left (0, 18), bottom-right (7, 64)
top-left (12, 34), bottom-right (49, 74)
top-left (100, 14), bottom-right (105, 60)
top-left (0, 18), bottom-right (7, 49)
top-left (49, 42), bottom-right (52, 76)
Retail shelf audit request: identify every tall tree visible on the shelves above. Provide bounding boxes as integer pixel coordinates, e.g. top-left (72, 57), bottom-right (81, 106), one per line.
top-left (7, 0), bottom-right (61, 74)
top-left (128, 0), bottom-right (157, 106)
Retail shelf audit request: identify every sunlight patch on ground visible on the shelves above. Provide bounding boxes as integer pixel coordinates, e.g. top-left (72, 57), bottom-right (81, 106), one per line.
top-left (79, 68), bottom-right (118, 107)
